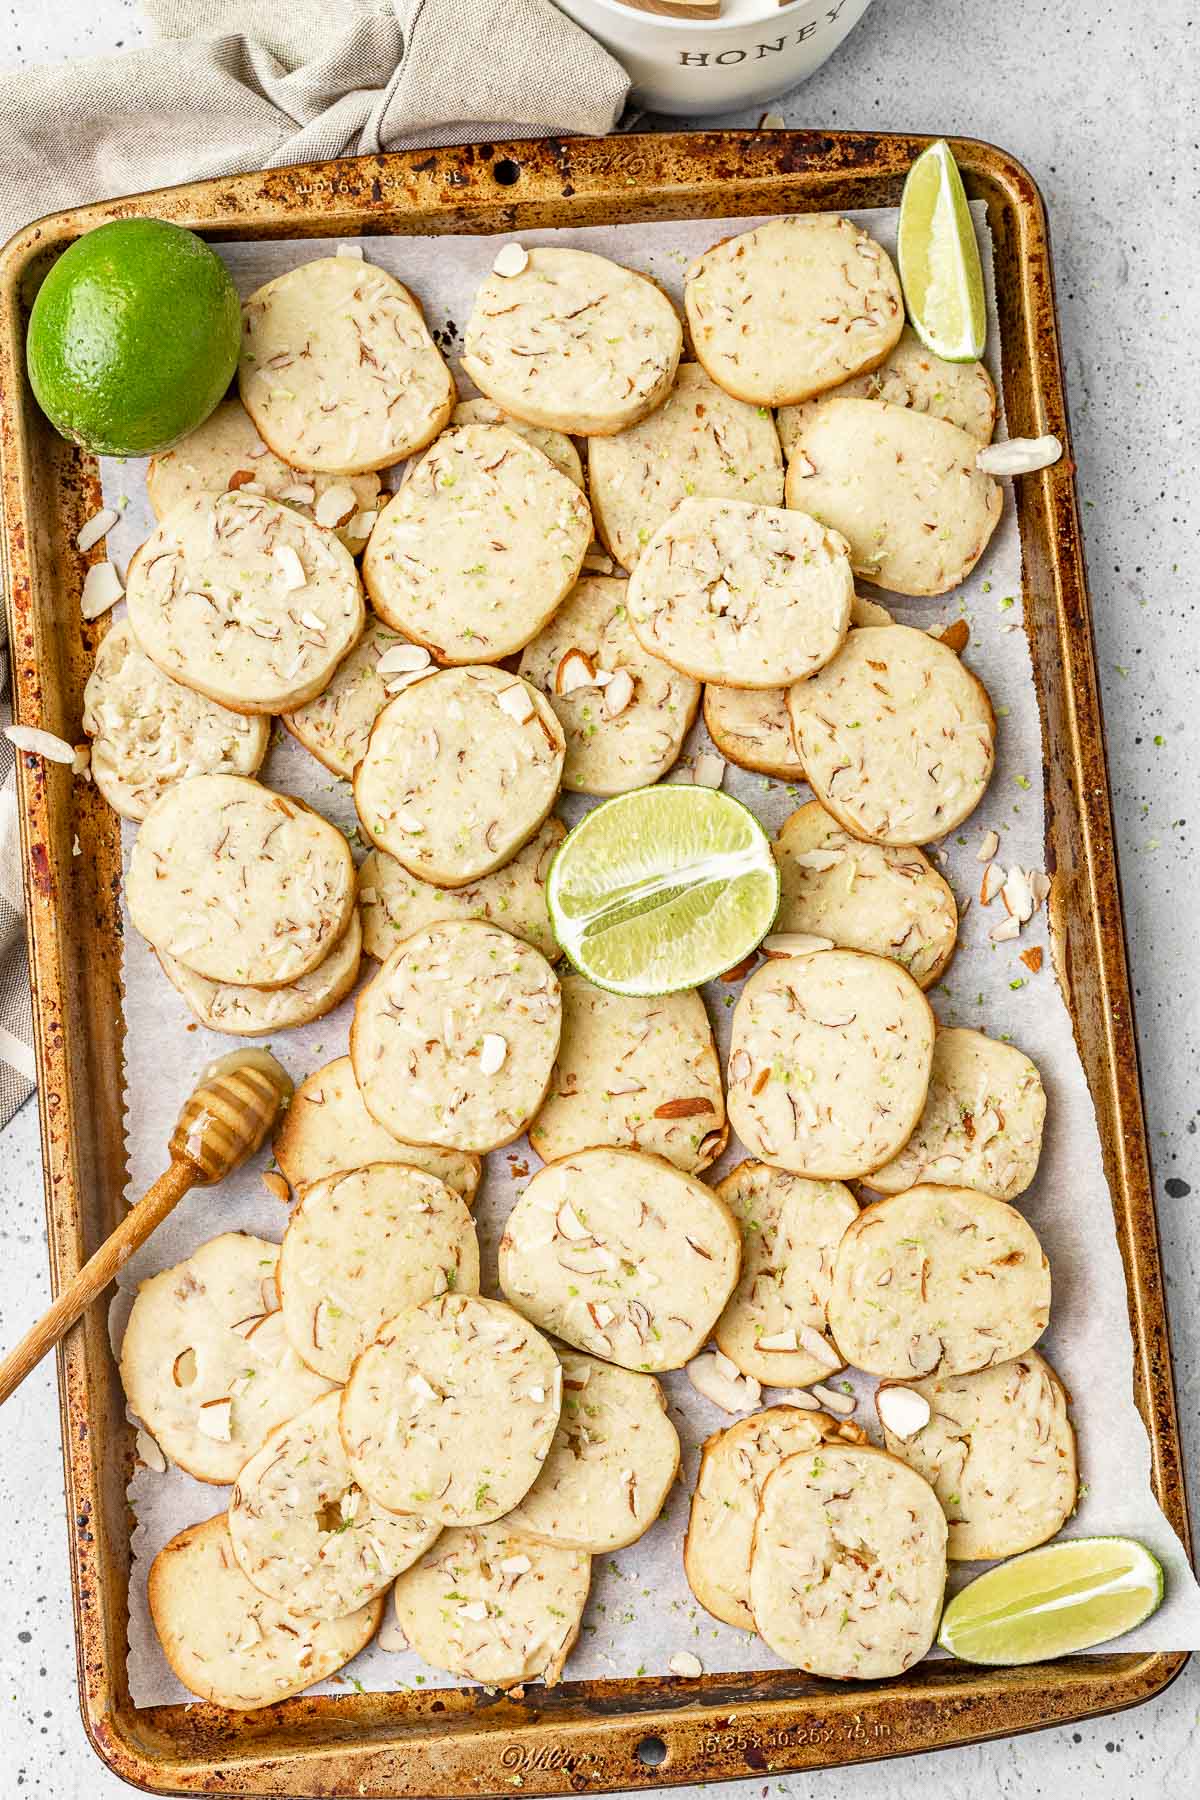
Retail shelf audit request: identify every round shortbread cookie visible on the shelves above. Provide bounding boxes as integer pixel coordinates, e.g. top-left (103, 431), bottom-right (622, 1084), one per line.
top-left (505, 1351), bottom-right (680, 1552)
top-left (351, 921), bottom-right (561, 1152)
top-left (784, 397), bottom-right (1002, 595)
top-left (391, 1522), bottom-right (590, 1690)
top-left (587, 361), bottom-right (784, 571)
top-left (773, 800), bottom-right (959, 988)
top-left (119, 1232), bottom-right (335, 1484)
top-left (461, 246), bottom-right (682, 436)
top-left (828, 1183), bottom-right (1052, 1378)
top-left (787, 627), bottom-right (996, 846)
top-left (684, 1406), bottom-right (863, 1630)
top-left (749, 1444), bottom-right (946, 1679)
top-left (499, 1146), bottom-right (741, 1373)
top-left (627, 498), bottom-right (853, 689)
top-left (273, 1057), bottom-right (481, 1202)
top-left (701, 595), bottom-right (892, 779)
top-left (451, 398), bottom-right (583, 487)
top-left (340, 1293), bottom-right (561, 1523)
top-left (727, 948), bottom-right (935, 1179)
top-left (529, 975), bottom-right (727, 1174)
top-left (362, 424), bottom-right (591, 663)
top-left (158, 910), bottom-right (362, 1035)
top-left (777, 327), bottom-right (997, 456)
top-left (876, 1350), bottom-right (1076, 1561)
top-left (517, 576), bottom-right (700, 795)
top-left (702, 683), bottom-right (804, 780)
top-left (82, 619), bottom-right (268, 822)
top-left (867, 1026), bottom-right (1046, 1199)
top-left (125, 491), bottom-right (365, 713)
top-left (146, 397), bottom-right (381, 553)
top-left (684, 215), bottom-right (904, 408)
top-left (239, 256), bottom-right (455, 474)
top-left (282, 616), bottom-right (412, 779)
top-left (354, 667), bottom-right (564, 887)
top-left (279, 1163), bottom-right (480, 1383)
top-left (711, 1161), bottom-right (859, 1387)
top-left (148, 1513), bottom-right (382, 1709)
top-left (358, 819), bottom-right (564, 965)
top-left (229, 1392), bottom-right (441, 1618)
top-left (127, 774), bottom-right (355, 987)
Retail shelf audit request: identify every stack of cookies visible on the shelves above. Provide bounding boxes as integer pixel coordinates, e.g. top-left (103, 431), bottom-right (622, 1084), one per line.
top-left (96, 217), bottom-right (1074, 1705)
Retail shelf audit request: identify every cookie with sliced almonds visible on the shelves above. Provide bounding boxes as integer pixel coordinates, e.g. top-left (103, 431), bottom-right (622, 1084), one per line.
top-left (787, 627), bottom-right (996, 846)
top-left (158, 912), bottom-right (361, 1036)
top-left (125, 490), bottom-right (365, 713)
top-left (777, 326), bottom-right (997, 457)
top-left (340, 1293), bottom-right (561, 1523)
top-left (517, 576), bottom-right (700, 795)
top-left (866, 1026), bottom-right (1046, 1199)
top-left (239, 256), bottom-right (454, 473)
top-left (362, 424), bottom-right (591, 663)
top-left (461, 245), bottom-right (682, 436)
top-left (127, 774), bottom-right (355, 987)
top-left (587, 361), bottom-right (783, 570)
top-left (773, 800), bottom-right (959, 988)
top-left (146, 397), bottom-right (381, 553)
top-left (273, 1056), bottom-right (481, 1203)
top-left (148, 1512), bottom-right (383, 1709)
top-left (529, 975), bottom-right (726, 1174)
top-left (627, 498), bottom-right (852, 689)
top-left (784, 397), bottom-right (1002, 595)
top-left (451, 397), bottom-right (583, 488)
top-left (684, 214), bottom-right (903, 407)
top-left (749, 1444), bottom-right (946, 1679)
top-left (712, 1161), bottom-right (859, 1387)
top-left (279, 1163), bottom-right (480, 1382)
top-left (876, 1350), bottom-right (1076, 1560)
top-left (82, 619), bottom-right (269, 822)
top-left (827, 1183), bottom-right (1051, 1378)
top-left (354, 666), bottom-right (564, 887)
top-left (685, 1405), bottom-right (865, 1630)
top-left (727, 948), bottom-right (934, 1179)
top-left (352, 921), bottom-right (561, 1153)
top-left (391, 1522), bottom-right (590, 1690)
top-left (498, 1146), bottom-right (740, 1373)
top-left (119, 1232), bottom-right (335, 1484)
top-left (282, 617), bottom-right (420, 778)
top-left (505, 1352), bottom-right (680, 1552)
top-left (229, 1392), bottom-right (441, 1618)
top-left (702, 683), bottom-right (804, 781)
top-left (358, 819), bottom-right (564, 965)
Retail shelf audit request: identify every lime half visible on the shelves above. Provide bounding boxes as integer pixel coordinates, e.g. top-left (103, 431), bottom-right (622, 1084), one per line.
top-left (898, 140), bottom-right (987, 363)
top-left (546, 786), bottom-right (779, 996)
top-left (938, 1537), bottom-right (1164, 1665)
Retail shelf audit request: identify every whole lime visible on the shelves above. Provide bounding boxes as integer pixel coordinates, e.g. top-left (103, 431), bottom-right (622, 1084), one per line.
top-left (26, 218), bottom-right (242, 457)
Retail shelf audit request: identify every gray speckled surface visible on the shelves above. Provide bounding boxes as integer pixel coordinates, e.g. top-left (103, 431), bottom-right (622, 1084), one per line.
top-left (1, 0), bottom-right (1197, 1793)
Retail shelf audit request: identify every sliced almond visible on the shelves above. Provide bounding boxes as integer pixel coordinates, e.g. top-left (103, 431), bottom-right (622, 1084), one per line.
top-left (278, 481), bottom-right (317, 505)
top-left (497, 682), bottom-right (536, 723)
top-left (668, 1651), bottom-right (704, 1678)
top-left (196, 1397), bottom-right (233, 1442)
top-left (979, 862), bottom-right (1004, 905)
top-left (261, 1171), bottom-right (290, 1203)
top-left (1001, 866), bottom-right (1035, 923)
top-left (77, 507), bottom-right (121, 553)
top-left (756, 1328), bottom-right (798, 1352)
top-left (493, 242), bottom-right (529, 278)
top-left (976, 829), bottom-right (1000, 863)
top-left (687, 1352), bottom-right (761, 1414)
top-left (1030, 869), bottom-right (1052, 910)
top-left (791, 848), bottom-right (844, 871)
top-left (555, 649), bottom-right (599, 695)
top-left (1020, 945), bottom-right (1044, 973)
top-left (336, 242), bottom-right (366, 260)
top-left (773, 1387), bottom-right (820, 1411)
top-left (313, 482), bottom-right (359, 529)
top-left (809, 1383), bottom-right (856, 1417)
top-left (71, 743), bottom-right (90, 775)
top-left (653, 1097), bottom-right (714, 1119)
top-left (500, 1554), bottom-right (532, 1576)
top-left (692, 752), bottom-right (726, 789)
top-left (603, 668), bottom-right (635, 717)
top-left (480, 1033), bottom-right (507, 1075)
top-left (234, 1614), bottom-right (263, 1652)
top-left (937, 618), bottom-right (970, 654)
top-left (556, 1202), bottom-right (591, 1242)
top-left (81, 553), bottom-right (125, 618)
top-left (274, 545), bottom-right (307, 590)
top-left (135, 1427), bottom-right (166, 1472)
top-left (377, 642), bottom-right (432, 676)
top-left (989, 914), bottom-right (1021, 943)
top-left (795, 1322), bottom-right (842, 1371)
top-left (762, 932), bottom-right (834, 958)
top-left (3, 725), bottom-right (77, 764)
top-left (876, 1385), bottom-right (932, 1440)
top-left (457, 1599), bottom-right (489, 1622)
top-left (976, 434), bottom-right (1063, 476)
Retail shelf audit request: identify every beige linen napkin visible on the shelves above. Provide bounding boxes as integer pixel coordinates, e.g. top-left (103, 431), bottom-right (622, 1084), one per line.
top-left (0, 0), bottom-right (630, 1125)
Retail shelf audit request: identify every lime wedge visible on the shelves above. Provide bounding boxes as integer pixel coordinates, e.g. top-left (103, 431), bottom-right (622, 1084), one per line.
top-left (546, 786), bottom-right (779, 996)
top-left (898, 140), bottom-right (987, 363)
top-left (938, 1537), bottom-right (1164, 1665)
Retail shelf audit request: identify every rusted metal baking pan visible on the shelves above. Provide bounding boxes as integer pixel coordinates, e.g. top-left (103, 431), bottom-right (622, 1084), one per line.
top-left (0, 129), bottom-right (1191, 1796)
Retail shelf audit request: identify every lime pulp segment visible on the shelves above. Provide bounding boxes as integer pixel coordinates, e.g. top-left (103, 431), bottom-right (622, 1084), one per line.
top-left (546, 786), bottom-right (779, 996)
top-left (938, 1536), bottom-right (1164, 1665)
top-left (898, 139), bottom-right (987, 364)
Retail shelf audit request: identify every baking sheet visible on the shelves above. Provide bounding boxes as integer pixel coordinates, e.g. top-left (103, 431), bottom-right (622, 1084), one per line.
top-left (95, 205), bottom-right (1200, 1706)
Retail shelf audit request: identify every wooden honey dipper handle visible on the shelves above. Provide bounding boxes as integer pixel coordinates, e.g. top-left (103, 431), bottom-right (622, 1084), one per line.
top-left (0, 1052), bottom-right (292, 1407)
